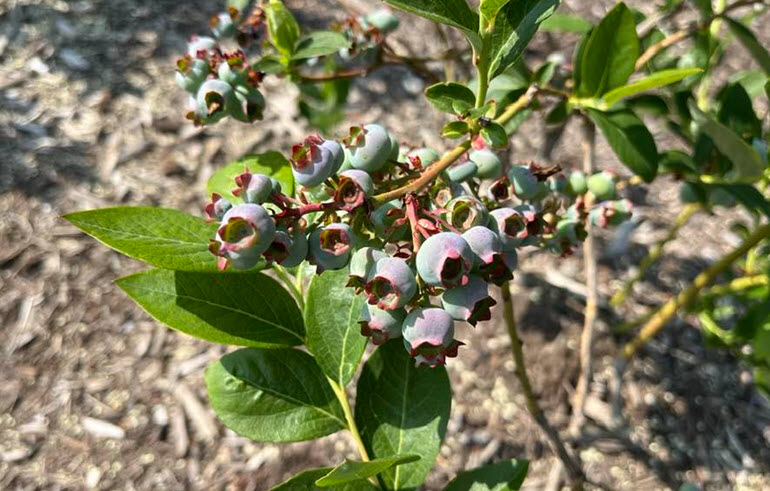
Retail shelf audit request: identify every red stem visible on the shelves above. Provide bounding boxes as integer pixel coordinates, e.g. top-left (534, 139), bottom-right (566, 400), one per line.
top-left (405, 194), bottom-right (422, 253)
top-left (275, 201), bottom-right (335, 219)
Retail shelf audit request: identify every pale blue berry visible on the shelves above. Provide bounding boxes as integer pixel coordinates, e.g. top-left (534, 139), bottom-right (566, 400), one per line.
top-left (364, 257), bottom-right (417, 310)
top-left (441, 276), bottom-right (496, 326)
top-left (308, 223), bottom-right (355, 272)
top-left (348, 124), bottom-right (392, 172)
top-left (212, 203), bottom-right (276, 270)
top-left (402, 308), bottom-right (461, 367)
top-left (359, 304), bottom-right (405, 346)
top-left (416, 232), bottom-right (473, 289)
top-left (469, 149), bottom-right (502, 179)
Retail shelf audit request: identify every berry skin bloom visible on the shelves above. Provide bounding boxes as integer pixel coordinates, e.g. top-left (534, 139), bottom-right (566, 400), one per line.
top-left (508, 165), bottom-right (540, 201)
top-left (211, 203), bottom-right (276, 270)
top-left (469, 149), bottom-right (502, 179)
top-left (309, 223), bottom-right (355, 272)
top-left (587, 171), bottom-right (617, 201)
top-left (291, 136), bottom-right (339, 188)
top-left (371, 200), bottom-right (408, 241)
top-left (359, 304), bottom-right (405, 346)
top-left (445, 196), bottom-right (489, 231)
top-left (335, 170), bottom-right (374, 211)
top-left (233, 172), bottom-right (273, 204)
top-left (347, 124), bottom-right (392, 172)
top-left (364, 257), bottom-right (417, 310)
top-left (446, 159), bottom-right (478, 183)
top-left (349, 247), bottom-right (389, 290)
top-left (441, 275), bottom-right (497, 326)
top-left (402, 308), bottom-right (462, 367)
top-left (406, 147), bottom-right (441, 168)
top-left (195, 79), bottom-right (236, 124)
top-left (489, 207), bottom-right (528, 250)
top-left (416, 232), bottom-right (473, 289)
top-left (263, 228), bottom-right (308, 268)
top-left (205, 193), bottom-right (232, 221)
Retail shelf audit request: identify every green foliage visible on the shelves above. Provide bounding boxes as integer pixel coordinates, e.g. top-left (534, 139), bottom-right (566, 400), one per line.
top-left (207, 151), bottom-right (295, 201)
top-left (479, 0), bottom-right (513, 22)
top-left (355, 341), bottom-right (451, 490)
top-left (540, 13), bottom-right (591, 33)
top-left (586, 108), bottom-right (658, 182)
top-left (305, 269), bottom-right (368, 387)
top-left (316, 455), bottom-right (421, 487)
top-left (601, 68), bottom-right (702, 106)
top-left (64, 207), bottom-right (216, 271)
top-left (293, 31), bottom-right (351, 60)
top-left (117, 269), bottom-right (305, 347)
top-left (382, 0), bottom-right (482, 50)
top-left (205, 348), bottom-right (346, 442)
top-left (270, 469), bottom-right (377, 491)
top-left (425, 82), bottom-right (477, 114)
top-left (725, 17), bottom-right (770, 76)
top-left (265, 0), bottom-right (301, 58)
top-left (445, 459), bottom-right (529, 491)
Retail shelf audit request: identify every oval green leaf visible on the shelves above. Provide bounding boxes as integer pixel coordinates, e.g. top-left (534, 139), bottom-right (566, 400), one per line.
top-left (355, 341), bottom-right (451, 490)
top-left (305, 269), bottom-right (368, 387)
top-left (382, 0), bottom-right (482, 51)
top-left (207, 151), bottom-right (295, 202)
top-left (63, 207), bottom-right (217, 271)
top-left (205, 348), bottom-right (346, 443)
top-left (425, 82), bottom-right (477, 115)
top-left (445, 459), bottom-right (529, 491)
top-left (265, 0), bottom-right (300, 57)
top-left (271, 469), bottom-right (377, 491)
top-left (293, 31), bottom-right (351, 60)
top-left (602, 68), bottom-right (703, 106)
top-left (586, 108), bottom-right (658, 182)
top-left (117, 269), bottom-right (305, 348)
top-left (316, 455), bottom-right (420, 487)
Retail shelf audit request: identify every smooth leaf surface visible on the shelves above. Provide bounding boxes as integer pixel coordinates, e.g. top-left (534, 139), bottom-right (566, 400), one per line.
top-left (578, 2), bottom-right (638, 97)
top-left (382, 0), bottom-right (481, 49)
top-left (443, 121), bottom-right (471, 138)
top-left (64, 207), bottom-right (216, 271)
top-left (265, 0), bottom-right (301, 57)
top-left (711, 184), bottom-right (770, 219)
top-left (425, 82), bottom-right (477, 114)
top-left (271, 469), bottom-right (377, 491)
top-left (481, 122), bottom-right (508, 148)
top-left (488, 0), bottom-right (561, 78)
top-left (479, 0), bottom-right (512, 21)
top-left (726, 18), bottom-right (770, 75)
top-left (689, 101), bottom-right (765, 182)
top-left (445, 459), bottom-right (529, 491)
top-left (293, 31), bottom-right (350, 60)
top-left (602, 68), bottom-right (702, 106)
top-left (316, 455), bottom-right (421, 487)
top-left (355, 341), bottom-right (451, 490)
top-left (305, 268), bottom-right (367, 387)
top-left (205, 348), bottom-right (346, 443)
top-left (207, 151), bottom-right (295, 201)
top-left (540, 13), bottom-right (591, 33)
top-left (117, 269), bottom-right (304, 347)
top-left (586, 108), bottom-right (658, 182)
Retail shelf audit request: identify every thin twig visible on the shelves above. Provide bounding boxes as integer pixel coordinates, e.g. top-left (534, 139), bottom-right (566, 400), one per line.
top-left (501, 283), bottom-right (585, 489)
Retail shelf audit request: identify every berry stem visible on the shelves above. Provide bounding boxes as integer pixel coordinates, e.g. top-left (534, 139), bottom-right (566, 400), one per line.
top-left (404, 194), bottom-right (423, 253)
top-left (275, 200), bottom-right (335, 219)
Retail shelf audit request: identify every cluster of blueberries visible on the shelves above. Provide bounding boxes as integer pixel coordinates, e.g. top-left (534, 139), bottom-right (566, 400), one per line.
top-left (175, 9), bottom-right (266, 126)
top-left (206, 124), bottom-right (631, 366)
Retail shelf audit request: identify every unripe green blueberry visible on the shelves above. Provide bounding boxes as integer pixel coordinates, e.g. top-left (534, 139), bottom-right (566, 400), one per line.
top-left (264, 228), bottom-right (308, 268)
top-left (446, 160), bottom-right (478, 183)
top-left (446, 196), bottom-right (489, 231)
top-left (469, 149), bottom-right (502, 179)
top-left (231, 85), bottom-right (266, 123)
top-left (291, 136), bottom-right (338, 188)
top-left (461, 226), bottom-right (502, 269)
top-left (441, 275), bottom-right (496, 326)
top-left (547, 175), bottom-right (568, 195)
top-left (336, 169), bottom-right (374, 210)
top-left (365, 8), bottom-right (400, 33)
top-left (567, 171), bottom-right (588, 196)
top-left (349, 247), bottom-right (388, 289)
top-left (407, 147), bottom-right (441, 168)
top-left (402, 307), bottom-right (461, 367)
top-left (210, 12), bottom-right (236, 39)
top-left (489, 207), bottom-right (527, 250)
top-left (589, 199), bottom-right (633, 228)
top-left (508, 165), bottom-right (539, 200)
top-left (416, 232), bottom-right (473, 289)
top-left (359, 304), bottom-right (406, 345)
top-left (387, 131), bottom-right (400, 161)
top-left (309, 223), bottom-right (355, 272)
top-left (233, 172), bottom-right (273, 204)
top-left (365, 257), bottom-right (417, 310)
top-left (196, 79), bottom-right (236, 123)
top-left (187, 36), bottom-right (217, 57)
top-left (587, 171), bottom-right (617, 201)
top-left (212, 203), bottom-right (276, 270)
top-left (176, 58), bottom-right (209, 93)
top-left (371, 200), bottom-right (408, 241)
top-left (205, 193), bottom-right (233, 221)
top-left (348, 124), bottom-right (392, 172)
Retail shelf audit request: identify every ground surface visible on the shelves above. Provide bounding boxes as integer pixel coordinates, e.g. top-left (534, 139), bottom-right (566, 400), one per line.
top-left (1, 0), bottom-right (769, 489)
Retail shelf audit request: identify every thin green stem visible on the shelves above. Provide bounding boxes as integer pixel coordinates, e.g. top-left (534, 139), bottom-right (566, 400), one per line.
top-left (274, 265), bottom-right (305, 310)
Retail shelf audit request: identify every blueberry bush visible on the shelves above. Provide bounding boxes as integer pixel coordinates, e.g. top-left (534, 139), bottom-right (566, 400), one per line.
top-left (65, 0), bottom-right (770, 489)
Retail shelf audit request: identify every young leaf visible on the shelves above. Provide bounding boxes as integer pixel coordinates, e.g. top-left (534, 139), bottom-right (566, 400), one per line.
top-left (601, 68), bottom-right (702, 106)
top-left (63, 207), bottom-right (216, 271)
top-left (709, 184), bottom-right (770, 219)
top-left (725, 17), bottom-right (770, 75)
top-left (355, 341), bottom-right (451, 490)
top-left (382, 0), bottom-right (481, 50)
top-left (717, 83), bottom-right (762, 140)
top-left (305, 269), bottom-right (367, 387)
top-left (265, 0), bottom-right (301, 58)
top-left (315, 455), bottom-right (421, 487)
top-left (425, 82), bottom-right (477, 114)
top-left (206, 348), bottom-right (346, 442)
top-left (488, 0), bottom-right (561, 79)
top-left (479, 0), bottom-right (513, 22)
top-left (445, 459), bottom-right (529, 491)
top-left (293, 31), bottom-right (351, 60)
top-left (540, 13), bottom-right (591, 33)
top-left (271, 469), bottom-right (377, 491)
top-left (586, 108), bottom-right (658, 182)
top-left (443, 121), bottom-right (471, 139)
top-left (117, 269), bottom-right (305, 348)
top-left (688, 101), bottom-right (764, 183)
top-left (481, 122), bottom-right (509, 148)
top-left (578, 2), bottom-right (638, 97)
top-left (207, 151), bottom-right (295, 201)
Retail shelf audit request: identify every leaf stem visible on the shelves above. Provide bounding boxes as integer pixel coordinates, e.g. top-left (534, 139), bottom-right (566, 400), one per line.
top-left (622, 222), bottom-right (770, 359)
top-left (501, 283), bottom-right (585, 489)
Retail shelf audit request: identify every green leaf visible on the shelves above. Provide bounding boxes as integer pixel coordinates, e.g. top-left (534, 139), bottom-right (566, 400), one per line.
top-left (316, 455), bottom-right (421, 487)
top-left (540, 13), bottom-right (591, 33)
top-left (265, 0), bottom-right (301, 58)
top-left (382, 0), bottom-right (481, 50)
top-left (488, 0), bottom-right (561, 79)
top-left (271, 469), bottom-right (377, 491)
top-left (717, 83), bottom-right (762, 141)
top-left (710, 184), bottom-right (770, 219)
top-left (425, 82), bottom-right (477, 114)
top-left (766, 80), bottom-right (770, 101)
top-left (725, 17), bottom-right (770, 75)
top-left (117, 269), bottom-right (304, 348)
top-left (443, 121), bottom-right (471, 139)
top-left (481, 122), bottom-right (509, 148)
top-left (586, 108), bottom-right (658, 182)
top-left (688, 101), bottom-right (765, 183)
top-left (479, 0), bottom-right (512, 21)
top-left (305, 269), bottom-right (367, 387)
top-left (205, 348), bottom-right (346, 443)
top-left (63, 207), bottom-right (216, 271)
top-left (293, 31), bottom-right (351, 60)
top-left (445, 459), bottom-right (529, 491)
top-left (601, 68), bottom-right (702, 106)
top-left (355, 341), bottom-right (451, 490)
top-left (578, 2), bottom-right (638, 97)
top-left (626, 94), bottom-right (669, 116)
top-left (207, 151), bottom-right (294, 201)
top-left (571, 29), bottom-right (592, 91)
